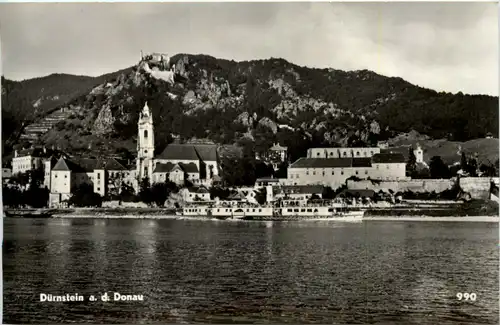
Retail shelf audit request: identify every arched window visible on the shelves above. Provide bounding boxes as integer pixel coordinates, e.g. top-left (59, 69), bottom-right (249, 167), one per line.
top-left (144, 130), bottom-right (148, 138)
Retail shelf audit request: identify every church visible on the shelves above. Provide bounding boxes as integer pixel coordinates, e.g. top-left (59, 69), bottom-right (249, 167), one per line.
top-left (136, 102), bottom-right (219, 188)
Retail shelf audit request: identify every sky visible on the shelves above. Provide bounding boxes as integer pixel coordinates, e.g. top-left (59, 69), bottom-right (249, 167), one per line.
top-left (0, 2), bottom-right (498, 96)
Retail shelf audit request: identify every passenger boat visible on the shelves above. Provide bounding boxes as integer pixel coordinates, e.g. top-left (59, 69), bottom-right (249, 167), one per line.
top-left (179, 199), bottom-right (364, 222)
top-left (181, 203), bottom-right (274, 220)
top-left (271, 199), bottom-right (365, 222)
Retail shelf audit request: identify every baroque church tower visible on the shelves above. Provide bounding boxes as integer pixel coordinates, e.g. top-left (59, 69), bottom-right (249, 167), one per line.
top-left (137, 102), bottom-right (155, 182)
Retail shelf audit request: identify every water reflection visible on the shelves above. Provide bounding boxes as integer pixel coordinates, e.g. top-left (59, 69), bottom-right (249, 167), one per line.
top-left (2, 218), bottom-right (499, 324)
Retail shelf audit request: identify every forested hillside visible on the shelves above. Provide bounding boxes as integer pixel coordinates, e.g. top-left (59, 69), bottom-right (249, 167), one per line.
top-left (2, 54), bottom-right (498, 164)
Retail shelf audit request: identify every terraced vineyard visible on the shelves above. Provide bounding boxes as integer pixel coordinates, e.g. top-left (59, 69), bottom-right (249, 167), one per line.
top-left (20, 107), bottom-right (77, 143)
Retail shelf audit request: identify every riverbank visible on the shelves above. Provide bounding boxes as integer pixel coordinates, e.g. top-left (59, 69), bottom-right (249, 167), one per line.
top-left (4, 200), bottom-right (498, 221)
top-left (363, 216), bottom-right (499, 222)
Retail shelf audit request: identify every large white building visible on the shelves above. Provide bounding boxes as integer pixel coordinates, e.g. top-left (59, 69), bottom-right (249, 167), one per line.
top-left (11, 146), bottom-right (64, 175)
top-left (48, 157), bottom-right (134, 207)
top-left (287, 147), bottom-right (408, 188)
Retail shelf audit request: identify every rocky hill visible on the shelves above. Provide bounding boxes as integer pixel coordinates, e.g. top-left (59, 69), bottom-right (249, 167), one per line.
top-left (2, 53), bottom-right (498, 164)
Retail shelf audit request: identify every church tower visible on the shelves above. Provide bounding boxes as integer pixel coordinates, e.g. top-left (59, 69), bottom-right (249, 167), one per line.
top-left (414, 144), bottom-right (424, 164)
top-left (137, 102), bottom-right (155, 182)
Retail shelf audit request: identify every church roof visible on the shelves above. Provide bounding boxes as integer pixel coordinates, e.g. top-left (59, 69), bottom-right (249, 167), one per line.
top-left (153, 162), bottom-right (199, 173)
top-left (372, 153), bottom-right (406, 164)
top-left (156, 144), bottom-right (217, 161)
top-left (52, 157), bottom-right (127, 172)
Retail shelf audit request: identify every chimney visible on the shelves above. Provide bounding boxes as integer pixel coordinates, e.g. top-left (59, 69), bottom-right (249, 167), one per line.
top-left (14, 150), bottom-right (18, 158)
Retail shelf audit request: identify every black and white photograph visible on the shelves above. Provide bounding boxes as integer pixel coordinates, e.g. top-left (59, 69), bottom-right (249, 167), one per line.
top-left (1, 1), bottom-right (499, 324)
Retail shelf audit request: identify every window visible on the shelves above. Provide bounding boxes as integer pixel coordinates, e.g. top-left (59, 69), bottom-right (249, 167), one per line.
top-left (365, 171), bottom-right (368, 175)
top-left (55, 174), bottom-right (58, 178)
top-left (355, 171), bottom-right (358, 175)
top-left (97, 187), bottom-right (101, 191)
top-left (144, 150), bottom-right (148, 154)
top-left (144, 130), bottom-right (148, 138)
top-left (301, 209), bottom-right (305, 212)
top-left (307, 209), bottom-right (312, 212)
top-left (97, 173), bottom-right (100, 180)
top-left (343, 152), bottom-right (347, 156)
top-left (329, 152), bottom-right (333, 156)
top-left (341, 171), bottom-right (344, 175)
top-left (306, 171), bottom-right (309, 175)
top-left (332, 171), bottom-right (335, 175)
top-left (64, 175), bottom-right (68, 178)
top-left (313, 171), bottom-right (316, 175)
top-left (322, 171), bottom-right (325, 176)
top-left (317, 152), bottom-right (320, 156)
top-left (370, 151), bottom-right (374, 155)
top-left (356, 151), bottom-right (360, 156)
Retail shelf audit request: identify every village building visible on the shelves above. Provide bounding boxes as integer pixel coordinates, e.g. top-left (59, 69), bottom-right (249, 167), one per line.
top-left (287, 148), bottom-right (407, 188)
top-left (180, 186), bottom-right (211, 203)
top-left (307, 147), bottom-right (381, 159)
top-left (11, 146), bottom-right (63, 175)
top-left (258, 143), bottom-right (288, 169)
top-left (48, 157), bottom-right (133, 207)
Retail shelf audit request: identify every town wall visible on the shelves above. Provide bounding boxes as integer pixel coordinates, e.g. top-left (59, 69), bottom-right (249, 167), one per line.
top-left (347, 179), bottom-right (455, 193)
top-left (458, 177), bottom-right (492, 200)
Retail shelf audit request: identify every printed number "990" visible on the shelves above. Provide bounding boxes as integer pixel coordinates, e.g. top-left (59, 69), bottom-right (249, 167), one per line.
top-left (456, 293), bottom-right (477, 301)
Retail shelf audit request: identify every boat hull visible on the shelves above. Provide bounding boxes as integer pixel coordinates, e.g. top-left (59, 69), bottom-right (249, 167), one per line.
top-left (181, 206), bottom-right (364, 221)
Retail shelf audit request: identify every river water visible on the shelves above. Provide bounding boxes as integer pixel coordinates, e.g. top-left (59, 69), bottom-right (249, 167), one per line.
top-left (3, 218), bottom-right (499, 324)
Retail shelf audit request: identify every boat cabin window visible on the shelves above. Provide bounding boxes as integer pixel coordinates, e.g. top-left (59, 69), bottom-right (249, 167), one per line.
top-left (307, 209), bottom-right (312, 212)
top-left (314, 209), bottom-right (318, 212)
top-left (294, 209), bottom-right (299, 212)
top-left (301, 209), bottom-right (305, 212)
top-left (287, 209), bottom-right (292, 212)
top-left (328, 208), bottom-right (334, 212)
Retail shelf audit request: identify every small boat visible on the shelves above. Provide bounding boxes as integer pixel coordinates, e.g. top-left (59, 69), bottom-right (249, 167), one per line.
top-left (4, 209), bottom-right (55, 218)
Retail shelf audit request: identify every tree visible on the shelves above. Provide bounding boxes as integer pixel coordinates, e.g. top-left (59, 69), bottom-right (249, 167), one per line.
top-left (138, 177), bottom-right (154, 206)
top-left (308, 193), bottom-right (321, 203)
top-left (322, 186), bottom-right (335, 200)
top-left (429, 156), bottom-right (450, 179)
top-left (150, 182), bottom-right (169, 207)
top-left (2, 185), bottom-right (24, 207)
top-left (255, 187), bottom-right (268, 205)
top-left (460, 152), bottom-right (468, 174)
top-left (69, 183), bottom-right (102, 207)
top-left (275, 162), bottom-right (288, 178)
top-left (407, 147), bottom-right (417, 177)
top-left (467, 158), bottom-right (478, 177)
top-left (119, 182), bottom-right (137, 202)
top-left (108, 172), bottom-right (125, 198)
top-left (210, 186), bottom-right (231, 200)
